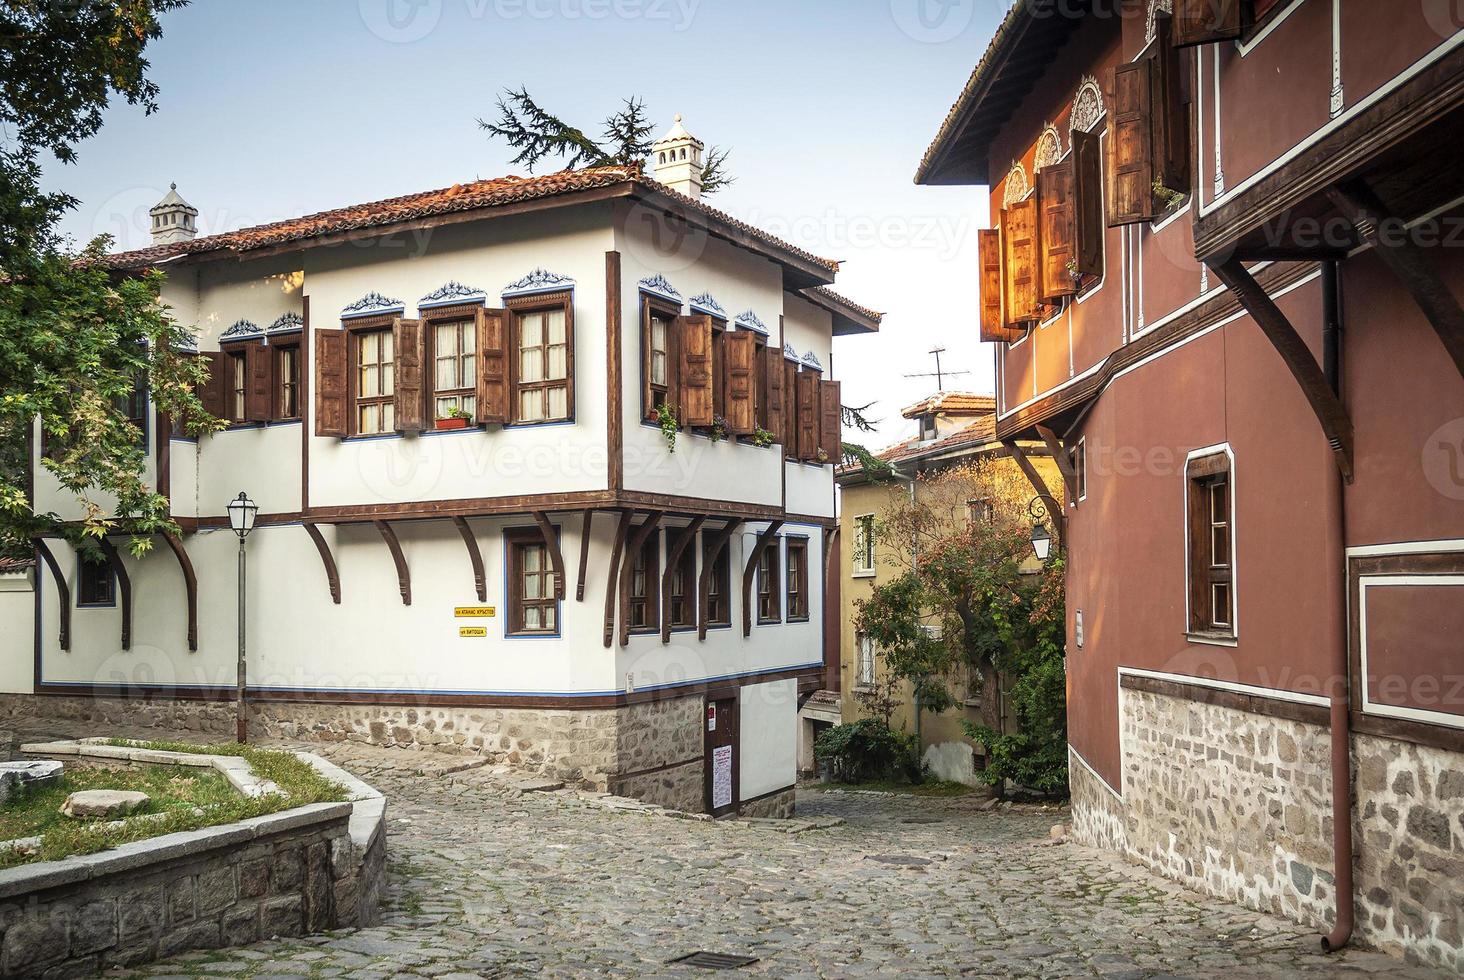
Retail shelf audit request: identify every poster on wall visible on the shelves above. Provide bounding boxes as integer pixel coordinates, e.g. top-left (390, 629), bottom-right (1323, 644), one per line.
top-left (712, 745), bottom-right (733, 809)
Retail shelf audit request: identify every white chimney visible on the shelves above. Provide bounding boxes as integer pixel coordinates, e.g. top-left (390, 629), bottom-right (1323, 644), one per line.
top-left (650, 115), bottom-right (704, 200)
top-left (149, 183), bottom-right (199, 244)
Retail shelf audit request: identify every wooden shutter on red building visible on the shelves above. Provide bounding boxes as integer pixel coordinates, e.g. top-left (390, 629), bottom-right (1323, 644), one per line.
top-left (1072, 129), bottom-right (1105, 279)
top-left (763, 346), bottom-right (785, 443)
top-left (818, 379), bottom-right (841, 463)
top-left (1151, 13), bottom-right (1191, 197)
top-left (393, 317), bottom-right (424, 434)
top-left (199, 350), bottom-right (230, 422)
top-left (1003, 198), bottom-right (1042, 324)
top-left (1173, 0), bottom-right (1246, 47)
top-left (978, 229), bottom-right (1018, 343)
top-left (476, 307), bottom-right (510, 424)
top-left (314, 329), bottom-right (347, 437)
top-left (724, 330), bottom-right (756, 435)
top-left (243, 342), bottom-right (271, 422)
top-left (1109, 60), bottom-right (1158, 227)
top-left (1039, 159), bottom-right (1077, 303)
top-left (795, 371), bottom-right (818, 461)
top-left (678, 314), bottom-right (714, 427)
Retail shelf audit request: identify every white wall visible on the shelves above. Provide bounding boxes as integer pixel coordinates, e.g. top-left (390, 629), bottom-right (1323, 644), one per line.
top-left (0, 572), bottom-right (34, 694)
top-left (740, 676), bottom-right (798, 799)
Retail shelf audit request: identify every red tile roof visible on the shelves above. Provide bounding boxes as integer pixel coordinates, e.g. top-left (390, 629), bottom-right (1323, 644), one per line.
top-left (0, 557), bottom-right (34, 574)
top-left (838, 415), bottom-right (1003, 479)
top-left (800, 286), bottom-right (883, 334)
top-left (900, 391), bottom-right (997, 419)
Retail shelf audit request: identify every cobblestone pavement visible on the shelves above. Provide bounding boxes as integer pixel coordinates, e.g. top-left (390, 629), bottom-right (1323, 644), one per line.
top-left (67, 740), bottom-right (1443, 980)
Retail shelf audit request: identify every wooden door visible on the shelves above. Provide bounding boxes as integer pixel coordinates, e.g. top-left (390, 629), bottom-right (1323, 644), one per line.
top-left (704, 696), bottom-right (739, 818)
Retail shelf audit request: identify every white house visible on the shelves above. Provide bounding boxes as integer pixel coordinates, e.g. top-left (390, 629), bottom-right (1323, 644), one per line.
top-left (13, 120), bottom-right (880, 818)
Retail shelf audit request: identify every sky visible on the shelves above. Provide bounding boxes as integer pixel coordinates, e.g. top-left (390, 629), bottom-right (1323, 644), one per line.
top-left (45, 0), bottom-right (1012, 450)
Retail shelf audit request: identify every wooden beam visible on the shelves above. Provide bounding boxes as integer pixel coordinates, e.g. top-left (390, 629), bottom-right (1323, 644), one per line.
top-left (1210, 258), bottom-right (1355, 481)
top-left (1327, 181), bottom-right (1464, 381)
top-left (741, 521), bottom-right (784, 638)
top-left (302, 523), bottom-right (341, 605)
top-left (159, 532), bottom-right (199, 652)
top-left (618, 512), bottom-right (664, 648)
top-left (97, 537), bottom-right (132, 651)
top-left (531, 511), bottom-right (566, 601)
top-left (602, 509), bottom-right (632, 648)
top-left (698, 519), bottom-right (742, 641)
top-left (1036, 425), bottom-right (1076, 502)
top-left (374, 520), bottom-right (411, 606)
top-left (660, 516), bottom-right (706, 644)
top-left (576, 510), bottom-right (594, 601)
top-left (451, 517), bottom-right (486, 603)
top-left (33, 540), bottom-right (69, 651)
top-left (1003, 440), bottom-right (1066, 552)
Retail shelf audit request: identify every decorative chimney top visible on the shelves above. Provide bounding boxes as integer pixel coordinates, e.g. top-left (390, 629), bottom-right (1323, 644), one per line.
top-left (650, 114), bottom-right (705, 200)
top-left (149, 183), bottom-right (198, 245)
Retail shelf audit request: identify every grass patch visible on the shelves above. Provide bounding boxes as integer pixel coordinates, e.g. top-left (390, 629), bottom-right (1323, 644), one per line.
top-left (816, 778), bottom-right (978, 797)
top-left (0, 740), bottom-right (348, 870)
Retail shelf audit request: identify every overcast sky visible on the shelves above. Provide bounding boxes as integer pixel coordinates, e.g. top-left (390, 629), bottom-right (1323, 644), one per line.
top-left (45, 0), bottom-right (1010, 450)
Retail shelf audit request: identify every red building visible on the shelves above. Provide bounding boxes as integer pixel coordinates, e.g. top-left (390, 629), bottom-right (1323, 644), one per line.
top-left (918, 0), bottom-right (1464, 968)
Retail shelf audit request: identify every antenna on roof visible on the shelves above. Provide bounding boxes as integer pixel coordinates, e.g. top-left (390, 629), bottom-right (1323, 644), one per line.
top-left (901, 347), bottom-right (970, 392)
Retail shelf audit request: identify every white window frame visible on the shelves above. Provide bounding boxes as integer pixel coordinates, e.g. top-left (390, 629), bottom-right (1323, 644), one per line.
top-left (852, 514), bottom-right (876, 578)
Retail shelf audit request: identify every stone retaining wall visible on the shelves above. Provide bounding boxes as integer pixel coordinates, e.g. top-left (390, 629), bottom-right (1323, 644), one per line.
top-left (738, 787), bottom-right (796, 820)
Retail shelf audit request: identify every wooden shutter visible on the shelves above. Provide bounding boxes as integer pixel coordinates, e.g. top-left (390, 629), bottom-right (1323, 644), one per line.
top-left (818, 379), bottom-right (841, 463)
top-left (314, 329), bottom-right (347, 438)
top-left (476, 307), bottom-right (509, 425)
top-left (978, 229), bottom-right (1018, 343)
top-left (1003, 198), bottom-right (1042, 324)
top-left (199, 350), bottom-right (229, 422)
top-left (763, 346), bottom-right (785, 443)
top-left (795, 371), bottom-right (818, 461)
top-left (677, 314), bottom-right (714, 427)
top-left (1108, 60), bottom-right (1158, 227)
top-left (724, 330), bottom-right (756, 435)
top-left (1072, 129), bottom-right (1105, 279)
top-left (393, 317), bottom-right (424, 434)
top-left (1039, 159), bottom-right (1077, 303)
top-left (783, 359), bottom-right (798, 453)
top-left (1152, 13), bottom-right (1191, 197)
top-left (243, 342), bottom-right (271, 422)
top-left (1173, 0), bottom-right (1246, 47)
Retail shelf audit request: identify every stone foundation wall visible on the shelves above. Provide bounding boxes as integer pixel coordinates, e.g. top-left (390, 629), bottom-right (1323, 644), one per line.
top-left (1070, 687), bottom-right (1464, 972)
top-left (739, 787), bottom-right (796, 819)
top-left (611, 759), bottom-right (705, 812)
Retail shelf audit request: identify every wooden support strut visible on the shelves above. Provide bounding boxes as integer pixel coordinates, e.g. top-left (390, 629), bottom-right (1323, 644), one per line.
top-left (1210, 258), bottom-right (1355, 482)
top-left (1036, 425), bottom-right (1077, 503)
top-left (374, 520), bottom-right (411, 606)
top-left (661, 516), bottom-right (706, 644)
top-left (159, 532), bottom-right (199, 652)
top-left (698, 519), bottom-right (742, 641)
top-left (302, 523), bottom-right (342, 605)
top-left (576, 510), bottom-right (594, 601)
top-left (531, 511), bottom-right (566, 600)
top-left (1326, 181), bottom-right (1464, 382)
top-left (1003, 440), bottom-right (1066, 552)
top-left (618, 512), bottom-right (664, 648)
top-left (33, 540), bottom-right (70, 651)
top-left (97, 537), bottom-right (132, 651)
top-left (742, 521), bottom-right (784, 638)
top-left (602, 510), bottom-right (633, 648)
top-left (452, 517), bottom-right (486, 603)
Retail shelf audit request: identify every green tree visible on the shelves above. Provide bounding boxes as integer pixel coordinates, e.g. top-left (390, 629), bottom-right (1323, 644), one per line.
top-left (1, 0), bottom-right (218, 561)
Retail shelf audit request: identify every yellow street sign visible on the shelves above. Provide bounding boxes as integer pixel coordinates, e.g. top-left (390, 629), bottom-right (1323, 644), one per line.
top-left (459, 626), bottom-right (488, 638)
top-left (455, 606), bottom-right (496, 618)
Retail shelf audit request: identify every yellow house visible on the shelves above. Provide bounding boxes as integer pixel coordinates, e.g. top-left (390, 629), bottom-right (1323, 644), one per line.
top-left (834, 392), bottom-right (1059, 785)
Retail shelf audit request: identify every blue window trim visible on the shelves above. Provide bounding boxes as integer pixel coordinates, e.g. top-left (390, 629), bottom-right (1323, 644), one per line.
top-left (503, 523), bottom-right (562, 639)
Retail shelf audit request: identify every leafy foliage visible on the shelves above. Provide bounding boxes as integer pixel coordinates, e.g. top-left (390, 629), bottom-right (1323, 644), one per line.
top-left (813, 718), bottom-right (914, 783)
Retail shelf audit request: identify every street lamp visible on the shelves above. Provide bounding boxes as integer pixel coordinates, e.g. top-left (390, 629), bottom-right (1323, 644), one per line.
top-left (1030, 522), bottom-right (1053, 563)
top-left (227, 491), bottom-right (258, 743)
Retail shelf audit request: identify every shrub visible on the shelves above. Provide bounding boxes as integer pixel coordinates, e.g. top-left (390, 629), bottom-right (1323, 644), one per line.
top-left (814, 719), bottom-right (912, 783)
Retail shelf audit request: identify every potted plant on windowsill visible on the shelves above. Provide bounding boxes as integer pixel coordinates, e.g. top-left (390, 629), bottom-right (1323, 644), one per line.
top-left (435, 407), bottom-right (473, 431)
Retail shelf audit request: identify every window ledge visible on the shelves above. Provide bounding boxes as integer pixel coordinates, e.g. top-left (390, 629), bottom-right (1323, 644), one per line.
top-left (1185, 631), bottom-right (1238, 648)
top-left (851, 570), bottom-right (876, 580)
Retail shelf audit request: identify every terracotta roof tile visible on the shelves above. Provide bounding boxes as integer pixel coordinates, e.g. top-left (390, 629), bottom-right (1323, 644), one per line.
top-left (838, 415), bottom-right (1002, 478)
top-left (899, 391), bottom-right (997, 419)
top-left (802, 286), bottom-right (883, 329)
top-left (0, 557), bottom-right (34, 574)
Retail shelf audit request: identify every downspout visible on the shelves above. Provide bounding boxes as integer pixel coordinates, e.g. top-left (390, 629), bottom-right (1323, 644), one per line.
top-left (1320, 258), bottom-right (1354, 953)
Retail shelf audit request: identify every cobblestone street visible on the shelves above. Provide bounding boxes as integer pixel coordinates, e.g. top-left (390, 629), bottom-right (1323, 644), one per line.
top-left (80, 742), bottom-right (1444, 980)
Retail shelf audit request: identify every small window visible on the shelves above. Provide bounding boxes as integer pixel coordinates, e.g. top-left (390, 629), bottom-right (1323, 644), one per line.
top-left (852, 515), bottom-right (876, 575)
top-left (919, 413), bottom-right (937, 441)
top-left (757, 541), bottom-right (781, 624)
top-left (354, 328), bottom-right (395, 435)
top-left (513, 300), bottom-right (571, 424)
top-left (968, 498), bottom-right (993, 525)
top-left (704, 538), bottom-right (732, 627)
top-left (508, 531), bottom-right (557, 636)
top-left (786, 538), bottom-right (809, 622)
top-left (275, 345), bottom-right (300, 420)
top-left (118, 369), bottom-right (148, 444)
top-left (669, 537), bottom-right (696, 629)
top-left (1070, 438), bottom-right (1087, 503)
top-left (856, 633), bottom-right (875, 687)
top-left (78, 556), bottom-right (115, 607)
top-left (228, 351), bottom-right (247, 423)
top-left (1187, 452), bottom-right (1234, 637)
top-left (627, 527), bottom-right (659, 632)
top-left (431, 317), bottom-right (476, 422)
top-left (644, 304), bottom-right (676, 418)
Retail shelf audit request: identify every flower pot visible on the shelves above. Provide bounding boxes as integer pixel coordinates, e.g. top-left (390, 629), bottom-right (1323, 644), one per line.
top-left (435, 417), bottom-right (471, 431)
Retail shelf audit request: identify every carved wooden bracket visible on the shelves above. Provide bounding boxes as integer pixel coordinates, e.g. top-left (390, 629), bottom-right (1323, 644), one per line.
top-left (602, 510), bottom-right (632, 648)
top-left (660, 516), bottom-right (706, 644)
top-left (374, 520), bottom-right (411, 606)
top-left (698, 519), bottom-right (741, 641)
top-left (1003, 440), bottom-right (1067, 552)
top-left (33, 540), bottom-right (70, 651)
top-left (742, 521), bottom-right (785, 638)
top-left (1036, 425), bottom-right (1077, 503)
top-left (97, 537), bottom-right (132, 651)
top-left (451, 517), bottom-right (486, 603)
top-left (532, 511), bottom-right (566, 601)
top-left (160, 532), bottom-right (199, 651)
top-left (302, 523), bottom-right (342, 605)
top-left (576, 510), bottom-right (594, 601)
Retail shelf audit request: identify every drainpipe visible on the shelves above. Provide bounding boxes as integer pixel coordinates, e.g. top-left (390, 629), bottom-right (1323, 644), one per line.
top-left (1320, 259), bottom-right (1354, 953)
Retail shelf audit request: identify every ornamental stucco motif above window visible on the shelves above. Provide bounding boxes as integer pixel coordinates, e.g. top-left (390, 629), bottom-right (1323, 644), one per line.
top-left (1146, 0), bottom-right (1173, 42)
top-left (1070, 75), bottom-right (1105, 135)
top-left (1002, 161), bottom-right (1031, 208)
top-left (1034, 125), bottom-right (1064, 171)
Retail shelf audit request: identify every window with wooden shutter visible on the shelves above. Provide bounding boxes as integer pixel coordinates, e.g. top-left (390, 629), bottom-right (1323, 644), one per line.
top-left (795, 370), bottom-right (818, 462)
top-left (475, 306), bottom-right (510, 425)
top-left (509, 297), bottom-right (572, 424)
top-left (1108, 60), bottom-right (1159, 227)
top-left (818, 378), bottom-right (841, 464)
top-left (677, 314), bottom-right (714, 427)
top-left (785, 537), bottom-right (809, 622)
top-left (1072, 129), bottom-right (1105, 280)
top-left (1186, 452), bottom-right (1234, 637)
top-left (243, 342), bottom-right (271, 422)
top-left (724, 330), bottom-right (756, 435)
top-left (1151, 13), bottom-right (1191, 200)
top-left (1173, 0), bottom-right (1246, 48)
top-left (353, 328), bottom-right (395, 435)
top-left (426, 312), bottom-right (476, 423)
top-left (762, 345), bottom-right (784, 444)
top-left (1039, 159), bottom-right (1077, 303)
top-left (199, 350), bottom-right (230, 423)
top-left (392, 317), bottom-right (424, 434)
top-left (1003, 197), bottom-right (1043, 323)
top-left (978, 229), bottom-right (1021, 343)
top-left (274, 343), bottom-right (301, 421)
top-left (643, 299), bottom-right (680, 421)
top-left (313, 329), bottom-right (347, 438)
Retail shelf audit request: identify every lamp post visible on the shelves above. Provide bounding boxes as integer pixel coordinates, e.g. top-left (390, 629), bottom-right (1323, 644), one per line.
top-left (227, 491), bottom-right (258, 743)
top-left (1027, 495), bottom-right (1055, 563)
